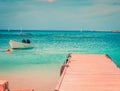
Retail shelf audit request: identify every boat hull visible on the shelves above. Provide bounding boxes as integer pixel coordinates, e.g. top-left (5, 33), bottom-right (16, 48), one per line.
top-left (9, 40), bottom-right (34, 49)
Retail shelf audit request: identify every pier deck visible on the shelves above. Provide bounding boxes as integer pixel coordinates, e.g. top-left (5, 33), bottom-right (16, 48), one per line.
top-left (55, 54), bottom-right (120, 91)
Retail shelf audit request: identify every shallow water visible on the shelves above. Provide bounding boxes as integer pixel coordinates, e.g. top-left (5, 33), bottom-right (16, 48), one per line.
top-left (0, 30), bottom-right (120, 91)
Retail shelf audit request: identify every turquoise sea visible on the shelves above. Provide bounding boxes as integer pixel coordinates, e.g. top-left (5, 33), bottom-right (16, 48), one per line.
top-left (0, 30), bottom-right (120, 91)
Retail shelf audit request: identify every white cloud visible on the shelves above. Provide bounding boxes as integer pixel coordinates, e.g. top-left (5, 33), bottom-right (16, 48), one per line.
top-left (78, 4), bottom-right (120, 19)
top-left (47, 0), bottom-right (55, 3)
top-left (35, 0), bottom-right (56, 3)
top-left (90, 0), bottom-right (120, 5)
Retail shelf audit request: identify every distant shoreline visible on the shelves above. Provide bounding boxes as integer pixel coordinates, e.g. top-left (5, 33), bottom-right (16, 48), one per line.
top-left (0, 29), bottom-right (120, 32)
top-left (93, 30), bottom-right (120, 32)
top-left (111, 30), bottom-right (120, 32)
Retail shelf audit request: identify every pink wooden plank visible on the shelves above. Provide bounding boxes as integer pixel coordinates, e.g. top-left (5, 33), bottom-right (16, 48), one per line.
top-left (0, 80), bottom-right (9, 91)
top-left (10, 89), bottom-right (34, 91)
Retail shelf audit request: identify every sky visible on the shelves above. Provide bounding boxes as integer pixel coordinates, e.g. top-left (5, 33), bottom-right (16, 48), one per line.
top-left (0, 0), bottom-right (120, 30)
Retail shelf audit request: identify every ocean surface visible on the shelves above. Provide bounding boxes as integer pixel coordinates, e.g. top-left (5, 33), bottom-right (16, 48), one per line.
top-left (0, 30), bottom-right (120, 91)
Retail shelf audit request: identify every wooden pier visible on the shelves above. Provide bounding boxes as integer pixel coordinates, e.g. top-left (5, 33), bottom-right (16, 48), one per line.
top-left (55, 53), bottom-right (120, 91)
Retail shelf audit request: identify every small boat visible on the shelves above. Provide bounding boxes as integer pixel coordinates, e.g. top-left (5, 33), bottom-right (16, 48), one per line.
top-left (9, 40), bottom-right (34, 49)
